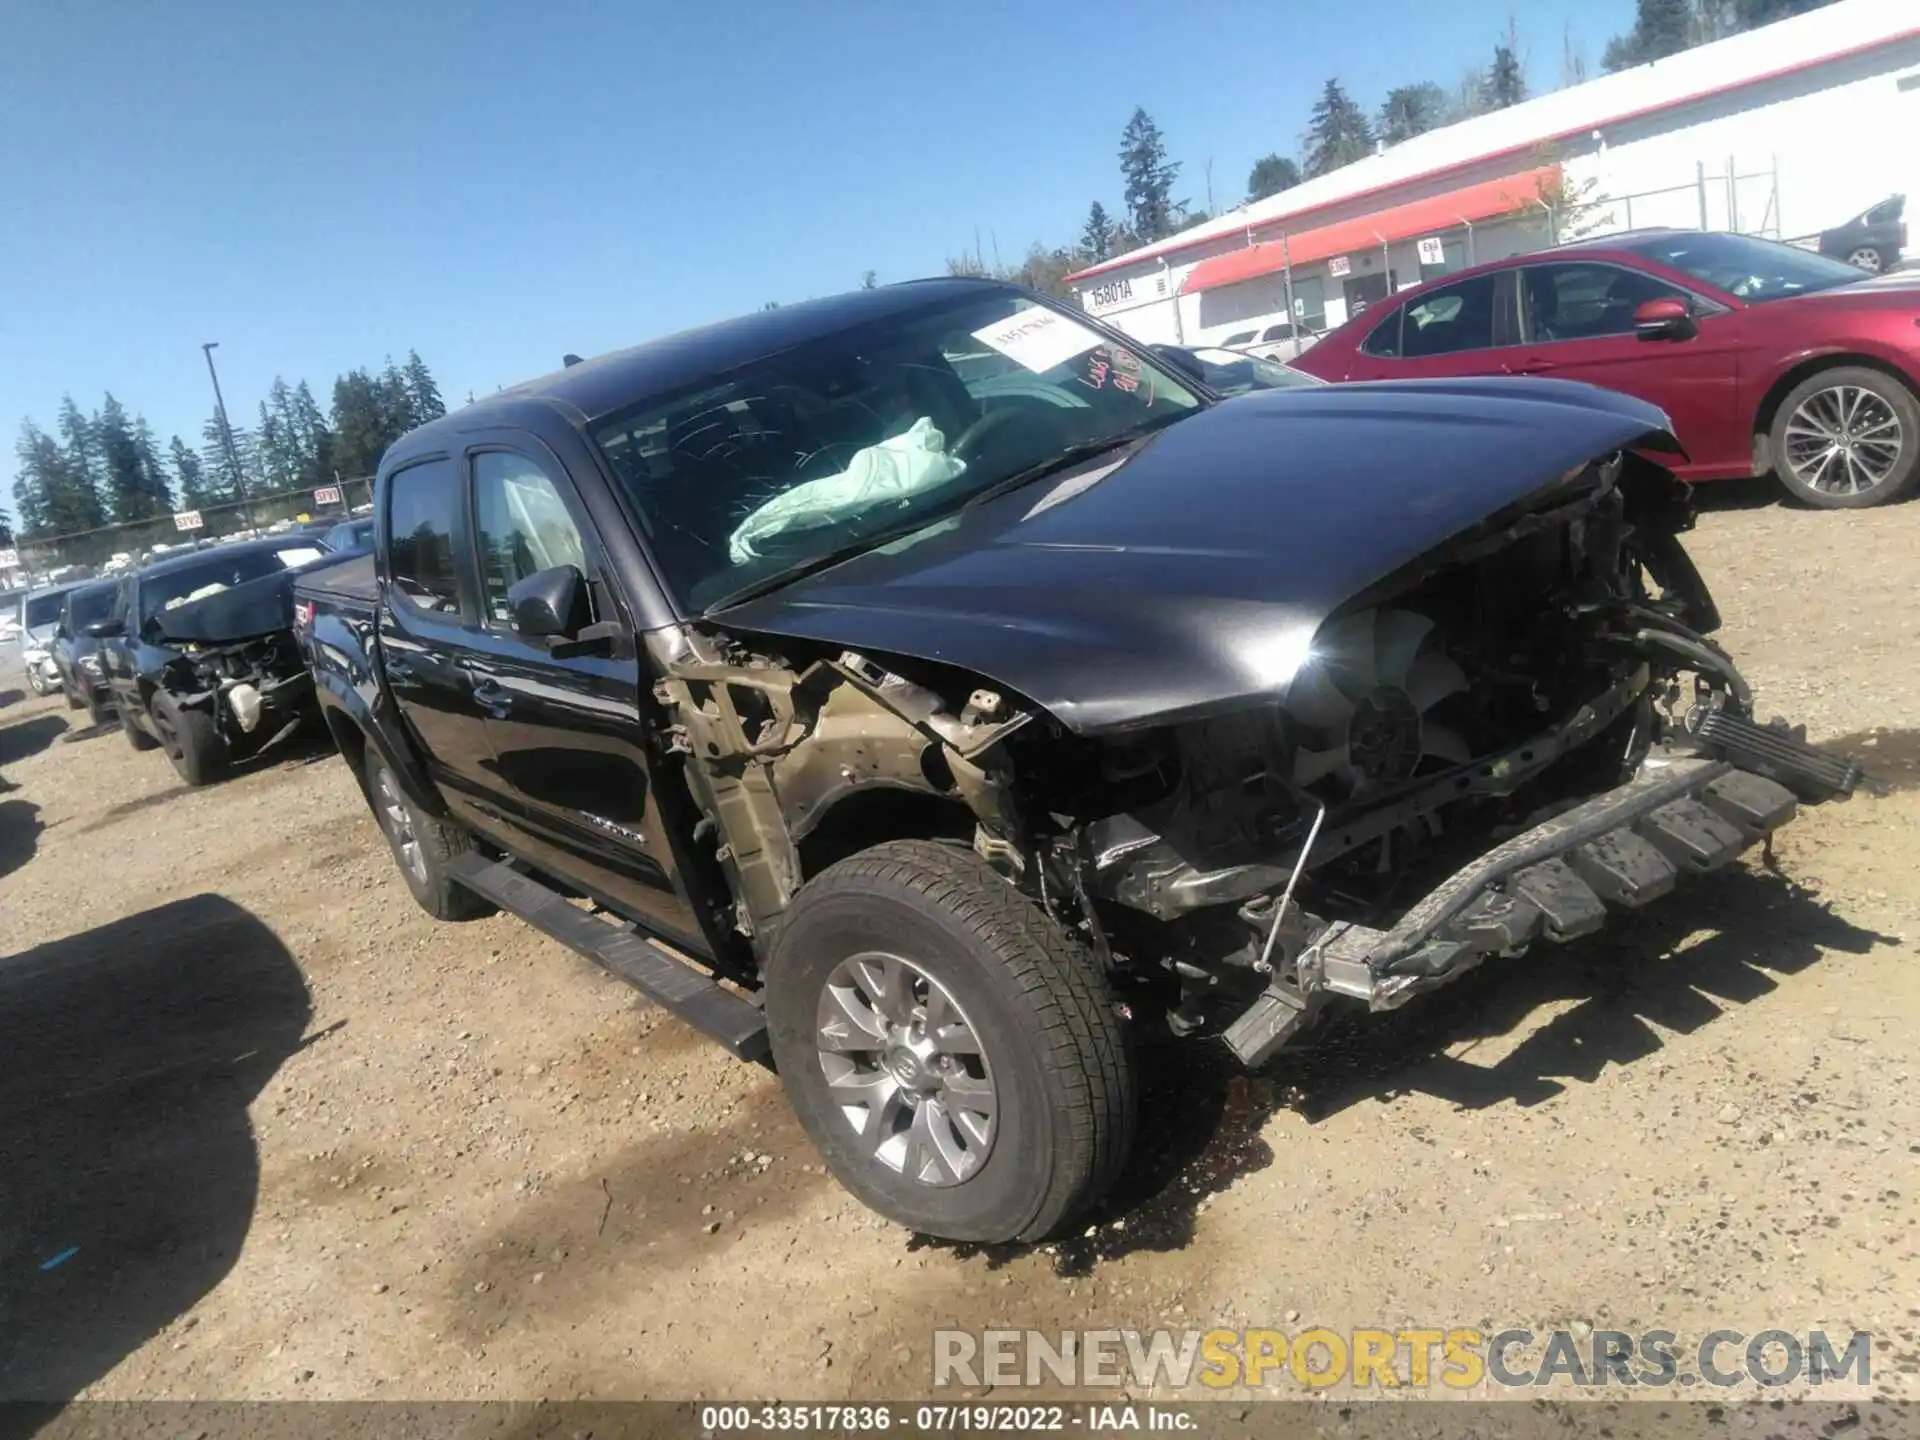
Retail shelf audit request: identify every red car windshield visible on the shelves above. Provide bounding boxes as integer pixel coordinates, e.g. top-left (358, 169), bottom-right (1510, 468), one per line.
top-left (1624, 232), bottom-right (1865, 304)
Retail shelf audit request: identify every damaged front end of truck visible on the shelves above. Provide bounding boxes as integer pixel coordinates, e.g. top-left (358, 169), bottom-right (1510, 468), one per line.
top-left (656, 387), bottom-right (1860, 1068)
top-left (152, 572), bottom-right (319, 761)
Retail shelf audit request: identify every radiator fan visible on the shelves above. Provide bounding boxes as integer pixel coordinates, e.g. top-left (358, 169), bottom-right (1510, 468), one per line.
top-left (1285, 607), bottom-right (1472, 794)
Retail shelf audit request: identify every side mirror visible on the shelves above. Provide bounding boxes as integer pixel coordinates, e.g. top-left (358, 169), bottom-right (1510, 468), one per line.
top-left (83, 619), bottom-right (124, 640)
top-left (1634, 297), bottom-right (1695, 342)
top-left (1151, 344), bottom-right (1207, 384)
top-left (506, 565), bottom-right (588, 641)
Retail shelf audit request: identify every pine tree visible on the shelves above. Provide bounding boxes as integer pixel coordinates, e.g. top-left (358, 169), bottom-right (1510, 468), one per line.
top-left (1483, 45), bottom-right (1528, 109)
top-left (330, 369), bottom-right (390, 479)
top-left (1245, 154), bottom-right (1302, 202)
top-left (1735, 0), bottom-right (1835, 25)
top-left (96, 394), bottom-right (172, 524)
top-left (1306, 79), bottom-right (1376, 177)
top-left (1118, 107), bottom-right (1181, 244)
top-left (1080, 201), bottom-right (1117, 262)
top-left (256, 402), bottom-right (299, 493)
top-left (14, 418), bottom-right (105, 536)
top-left (290, 381), bottom-right (335, 486)
top-left (1377, 84), bottom-right (1448, 146)
top-left (131, 414), bottom-right (173, 514)
top-left (55, 396), bottom-right (103, 518)
top-left (403, 350), bottom-right (445, 426)
top-left (170, 436), bottom-right (217, 510)
top-left (202, 412), bottom-right (253, 503)
top-left (1604, 0), bottom-right (1694, 70)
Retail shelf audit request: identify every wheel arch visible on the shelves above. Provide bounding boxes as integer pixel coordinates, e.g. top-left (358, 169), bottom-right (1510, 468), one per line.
top-left (1751, 352), bottom-right (1920, 470)
top-left (795, 786), bottom-right (979, 882)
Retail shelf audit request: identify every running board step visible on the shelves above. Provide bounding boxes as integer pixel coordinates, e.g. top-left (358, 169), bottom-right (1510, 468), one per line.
top-left (448, 854), bottom-right (770, 1064)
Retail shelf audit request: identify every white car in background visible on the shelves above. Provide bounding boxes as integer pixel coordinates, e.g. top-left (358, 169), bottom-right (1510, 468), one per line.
top-left (1219, 318), bottom-right (1323, 359)
top-left (17, 581), bottom-right (84, 695)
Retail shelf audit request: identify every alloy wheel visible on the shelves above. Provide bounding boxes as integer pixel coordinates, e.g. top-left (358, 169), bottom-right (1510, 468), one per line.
top-left (814, 951), bottom-right (996, 1187)
top-left (1845, 246), bottom-right (1885, 274)
top-left (374, 766), bottom-right (427, 884)
top-left (1783, 384), bottom-right (1905, 498)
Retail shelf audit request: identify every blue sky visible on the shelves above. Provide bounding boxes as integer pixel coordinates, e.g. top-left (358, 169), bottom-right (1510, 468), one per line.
top-left (1, 0), bottom-right (1632, 517)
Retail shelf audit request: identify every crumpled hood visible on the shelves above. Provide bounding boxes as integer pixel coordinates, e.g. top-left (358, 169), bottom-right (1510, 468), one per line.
top-left (155, 569), bottom-right (298, 646)
top-left (713, 377), bottom-right (1681, 734)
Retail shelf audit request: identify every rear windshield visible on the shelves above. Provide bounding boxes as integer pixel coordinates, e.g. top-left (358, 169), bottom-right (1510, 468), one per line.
top-left (139, 545), bottom-right (327, 621)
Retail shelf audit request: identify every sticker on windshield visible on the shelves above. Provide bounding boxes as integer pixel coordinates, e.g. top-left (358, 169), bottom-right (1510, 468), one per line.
top-left (273, 546), bottom-right (326, 569)
top-left (971, 310), bottom-right (1105, 374)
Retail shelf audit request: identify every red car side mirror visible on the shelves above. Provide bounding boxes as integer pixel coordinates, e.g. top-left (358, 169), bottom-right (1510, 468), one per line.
top-left (1634, 297), bottom-right (1695, 342)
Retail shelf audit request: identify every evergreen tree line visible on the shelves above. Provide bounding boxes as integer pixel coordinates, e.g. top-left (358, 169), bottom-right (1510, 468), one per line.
top-left (9, 351), bottom-right (446, 541)
top-left (942, 0), bottom-right (1834, 299)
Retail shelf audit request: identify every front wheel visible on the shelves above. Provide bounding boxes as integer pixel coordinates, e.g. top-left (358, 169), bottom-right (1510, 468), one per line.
top-left (1771, 366), bottom-right (1920, 508)
top-left (120, 701), bottom-right (159, 751)
top-left (151, 689), bottom-right (229, 786)
top-left (764, 840), bottom-right (1135, 1243)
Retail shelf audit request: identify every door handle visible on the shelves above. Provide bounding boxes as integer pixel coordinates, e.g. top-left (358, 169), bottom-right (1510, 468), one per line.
top-left (471, 678), bottom-right (512, 719)
top-left (1507, 359), bottom-right (1556, 376)
top-left (386, 658), bottom-right (418, 685)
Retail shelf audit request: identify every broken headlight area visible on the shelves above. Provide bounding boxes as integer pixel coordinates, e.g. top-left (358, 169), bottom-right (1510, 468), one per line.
top-left (170, 632), bottom-right (316, 751)
top-left (1011, 460), bottom-right (1862, 1068)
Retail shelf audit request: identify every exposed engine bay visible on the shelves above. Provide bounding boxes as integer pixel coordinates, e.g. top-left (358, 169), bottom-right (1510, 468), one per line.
top-left (658, 451), bottom-right (1860, 1066)
top-left (162, 629), bottom-right (316, 757)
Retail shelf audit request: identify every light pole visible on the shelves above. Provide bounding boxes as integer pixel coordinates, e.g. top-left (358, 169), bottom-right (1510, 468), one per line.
top-left (201, 341), bottom-right (253, 532)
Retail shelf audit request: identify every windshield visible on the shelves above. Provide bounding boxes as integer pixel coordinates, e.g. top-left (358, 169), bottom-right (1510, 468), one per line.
top-left (24, 591), bottom-right (67, 627)
top-left (1627, 232), bottom-right (1866, 303)
top-left (589, 292), bottom-right (1202, 609)
top-left (68, 584), bottom-right (115, 627)
top-left (1188, 349), bottom-right (1324, 395)
top-left (139, 544), bottom-right (327, 622)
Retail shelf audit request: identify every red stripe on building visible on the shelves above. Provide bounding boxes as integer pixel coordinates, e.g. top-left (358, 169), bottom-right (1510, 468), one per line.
top-left (1178, 166), bottom-right (1561, 295)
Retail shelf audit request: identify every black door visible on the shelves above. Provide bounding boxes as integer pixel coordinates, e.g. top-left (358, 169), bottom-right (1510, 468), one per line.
top-left (376, 456), bottom-right (501, 830)
top-left (459, 443), bottom-right (703, 947)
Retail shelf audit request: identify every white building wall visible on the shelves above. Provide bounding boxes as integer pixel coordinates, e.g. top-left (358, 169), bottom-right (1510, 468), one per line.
top-left (1082, 14), bottom-right (1920, 351)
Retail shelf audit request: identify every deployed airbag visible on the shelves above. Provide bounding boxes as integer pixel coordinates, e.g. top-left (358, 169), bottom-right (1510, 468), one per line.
top-left (728, 416), bottom-right (966, 564)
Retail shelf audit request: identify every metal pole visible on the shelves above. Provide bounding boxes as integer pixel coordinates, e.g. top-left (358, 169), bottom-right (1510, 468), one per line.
top-left (1696, 160), bottom-right (1709, 231)
top-left (1771, 152), bottom-right (1781, 237)
top-left (1459, 216), bottom-right (1476, 267)
top-left (1726, 156), bottom-right (1737, 232)
top-left (201, 342), bottom-right (253, 532)
top-left (1624, 193), bottom-right (1634, 230)
top-left (1280, 231), bottom-right (1298, 358)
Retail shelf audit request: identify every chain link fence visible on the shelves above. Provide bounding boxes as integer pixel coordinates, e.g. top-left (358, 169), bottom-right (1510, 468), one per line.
top-left (5, 477), bottom-right (375, 587)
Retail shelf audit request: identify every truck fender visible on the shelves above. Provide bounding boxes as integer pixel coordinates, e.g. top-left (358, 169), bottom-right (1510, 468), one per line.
top-left (311, 665), bottom-right (446, 819)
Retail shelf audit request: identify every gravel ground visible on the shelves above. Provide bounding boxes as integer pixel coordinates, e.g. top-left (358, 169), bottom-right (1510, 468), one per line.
top-left (4, 486), bottom-right (1920, 1427)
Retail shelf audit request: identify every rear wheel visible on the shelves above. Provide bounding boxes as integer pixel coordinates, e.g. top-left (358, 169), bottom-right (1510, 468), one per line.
top-left (1771, 366), bottom-right (1920, 509)
top-left (764, 840), bottom-right (1135, 1243)
top-left (151, 689), bottom-right (229, 786)
top-left (1844, 245), bottom-right (1886, 274)
top-left (366, 754), bottom-right (494, 921)
top-left (62, 680), bottom-right (84, 710)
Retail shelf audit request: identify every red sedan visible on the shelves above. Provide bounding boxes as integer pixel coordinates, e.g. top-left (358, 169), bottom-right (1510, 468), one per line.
top-left (1291, 230), bottom-right (1920, 508)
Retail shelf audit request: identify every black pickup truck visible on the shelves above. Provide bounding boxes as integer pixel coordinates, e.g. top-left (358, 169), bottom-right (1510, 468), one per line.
top-left (295, 278), bottom-right (1859, 1244)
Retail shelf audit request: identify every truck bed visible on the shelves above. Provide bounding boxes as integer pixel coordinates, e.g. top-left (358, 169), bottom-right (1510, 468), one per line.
top-left (294, 550), bottom-right (377, 613)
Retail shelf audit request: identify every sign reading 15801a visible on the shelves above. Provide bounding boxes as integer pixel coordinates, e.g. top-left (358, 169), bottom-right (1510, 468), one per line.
top-left (1085, 277), bottom-right (1137, 312)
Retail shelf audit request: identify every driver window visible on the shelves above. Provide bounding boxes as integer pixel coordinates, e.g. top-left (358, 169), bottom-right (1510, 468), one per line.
top-left (472, 452), bottom-right (589, 626)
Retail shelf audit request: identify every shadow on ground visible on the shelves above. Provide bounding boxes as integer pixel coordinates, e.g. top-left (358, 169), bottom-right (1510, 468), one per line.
top-left (919, 863), bottom-right (1892, 1276)
top-left (0, 798), bottom-right (41, 881)
top-left (0, 715), bottom-right (66, 768)
top-left (0, 895), bottom-right (312, 1402)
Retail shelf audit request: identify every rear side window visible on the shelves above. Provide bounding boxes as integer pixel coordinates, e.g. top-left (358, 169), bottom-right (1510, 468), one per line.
top-left (1224, 330), bottom-right (1256, 345)
top-left (1397, 274), bottom-right (1498, 358)
top-left (1361, 307), bottom-right (1404, 358)
top-left (386, 459), bottom-right (461, 614)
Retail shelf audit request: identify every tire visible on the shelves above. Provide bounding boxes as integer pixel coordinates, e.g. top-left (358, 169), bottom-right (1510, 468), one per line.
top-left (764, 839), bottom-right (1135, 1244)
top-left (120, 701), bottom-right (160, 751)
top-left (150, 689), bottom-right (230, 786)
top-left (1844, 245), bottom-right (1885, 275)
top-left (1770, 366), bottom-right (1920, 509)
top-left (85, 688), bottom-right (110, 727)
top-left (63, 680), bottom-right (84, 711)
top-left (365, 753), bottom-right (494, 921)
top-left (26, 668), bottom-right (52, 697)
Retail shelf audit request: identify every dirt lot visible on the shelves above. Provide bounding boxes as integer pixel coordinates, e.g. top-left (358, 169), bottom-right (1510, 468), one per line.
top-left (5, 485), bottom-right (1920, 1420)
